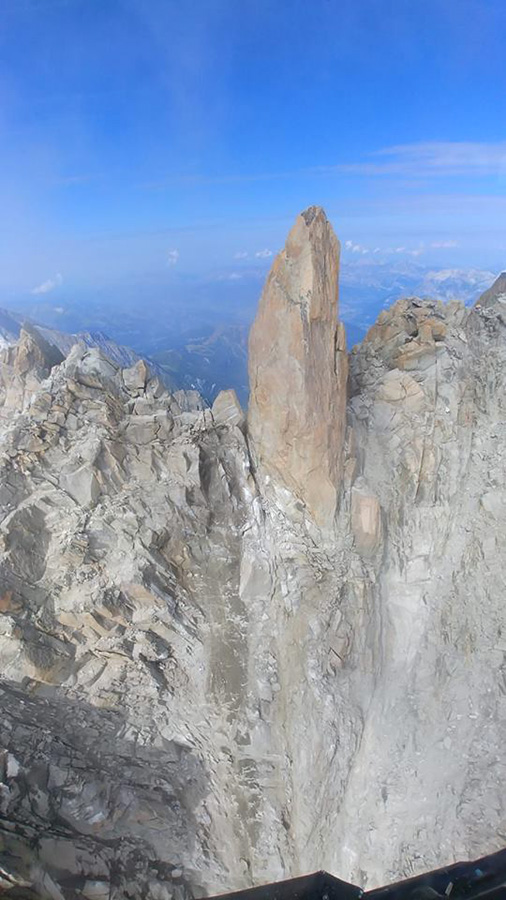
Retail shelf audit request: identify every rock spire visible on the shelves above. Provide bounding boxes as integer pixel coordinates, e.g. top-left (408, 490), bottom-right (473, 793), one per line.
top-left (247, 206), bottom-right (347, 526)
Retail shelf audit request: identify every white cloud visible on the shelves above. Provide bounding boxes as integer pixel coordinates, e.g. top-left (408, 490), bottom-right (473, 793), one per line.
top-left (234, 251), bottom-right (248, 259)
top-left (392, 246), bottom-right (424, 257)
top-left (345, 240), bottom-right (369, 254)
top-left (255, 248), bottom-right (273, 258)
top-left (344, 241), bottom-right (425, 258)
top-left (31, 273), bottom-right (63, 295)
top-left (337, 141), bottom-right (506, 178)
top-left (167, 248), bottom-right (179, 266)
top-left (344, 234), bottom-right (458, 260)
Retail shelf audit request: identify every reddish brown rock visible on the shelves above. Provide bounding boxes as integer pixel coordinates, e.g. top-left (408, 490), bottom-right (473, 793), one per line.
top-left (248, 206), bottom-right (347, 526)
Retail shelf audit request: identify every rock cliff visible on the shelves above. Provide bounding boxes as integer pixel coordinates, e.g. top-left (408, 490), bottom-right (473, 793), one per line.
top-left (0, 213), bottom-right (504, 900)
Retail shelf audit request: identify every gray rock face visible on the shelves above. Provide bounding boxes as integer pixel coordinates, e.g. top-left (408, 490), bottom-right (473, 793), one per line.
top-left (0, 210), bottom-right (505, 900)
top-left (475, 270), bottom-right (506, 310)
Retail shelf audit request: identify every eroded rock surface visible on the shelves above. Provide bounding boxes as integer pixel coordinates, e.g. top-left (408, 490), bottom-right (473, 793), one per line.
top-left (0, 211), bottom-right (504, 900)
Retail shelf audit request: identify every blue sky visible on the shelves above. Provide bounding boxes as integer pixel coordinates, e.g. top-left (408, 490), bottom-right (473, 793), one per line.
top-left (1, 0), bottom-right (505, 301)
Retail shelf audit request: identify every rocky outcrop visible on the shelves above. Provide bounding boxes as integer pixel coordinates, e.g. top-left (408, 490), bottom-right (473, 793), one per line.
top-left (336, 287), bottom-right (506, 884)
top-left (248, 207), bottom-right (347, 527)
top-left (0, 210), bottom-right (505, 900)
top-left (475, 270), bottom-right (506, 308)
top-left (0, 341), bottom-right (258, 899)
top-left (0, 325), bottom-right (64, 418)
top-left (212, 389), bottom-right (245, 429)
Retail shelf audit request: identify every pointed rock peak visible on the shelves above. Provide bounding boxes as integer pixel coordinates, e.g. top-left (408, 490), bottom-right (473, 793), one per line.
top-left (301, 204), bottom-right (326, 226)
top-left (212, 389), bottom-right (245, 429)
top-left (123, 358), bottom-right (148, 395)
top-left (282, 207), bottom-right (337, 294)
top-left (476, 272), bottom-right (506, 308)
top-left (248, 206), bottom-right (347, 527)
top-left (10, 325), bottom-right (64, 377)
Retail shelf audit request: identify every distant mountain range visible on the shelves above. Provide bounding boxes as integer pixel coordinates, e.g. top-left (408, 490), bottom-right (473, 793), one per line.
top-left (339, 260), bottom-right (496, 328)
top-left (0, 262), bottom-right (498, 405)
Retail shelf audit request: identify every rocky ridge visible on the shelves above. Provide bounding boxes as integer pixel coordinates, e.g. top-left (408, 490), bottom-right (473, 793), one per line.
top-left (0, 213), bottom-right (504, 900)
top-left (0, 309), bottom-right (176, 393)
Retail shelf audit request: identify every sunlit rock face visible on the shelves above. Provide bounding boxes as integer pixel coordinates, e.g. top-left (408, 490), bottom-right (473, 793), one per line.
top-left (248, 206), bottom-right (347, 527)
top-left (0, 214), bottom-right (505, 900)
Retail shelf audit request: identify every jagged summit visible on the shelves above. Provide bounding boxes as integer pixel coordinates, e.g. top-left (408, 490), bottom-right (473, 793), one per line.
top-left (300, 204), bottom-right (325, 226)
top-left (248, 206), bottom-right (347, 526)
